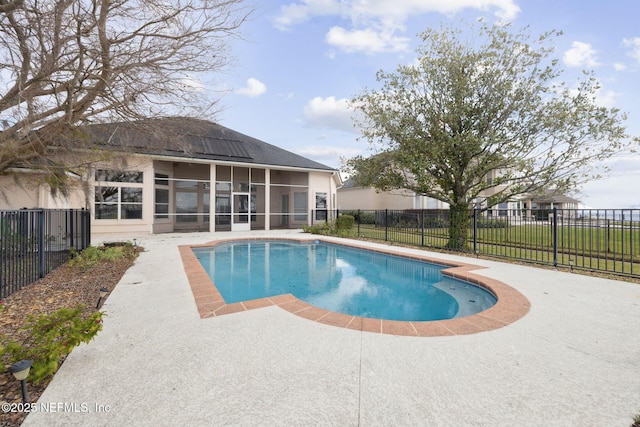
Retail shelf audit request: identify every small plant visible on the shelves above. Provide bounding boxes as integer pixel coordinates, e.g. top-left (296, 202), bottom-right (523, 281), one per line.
top-left (0, 306), bottom-right (104, 383)
top-left (632, 412), bottom-right (640, 427)
top-left (304, 214), bottom-right (358, 237)
top-left (68, 242), bottom-right (135, 269)
top-left (302, 223), bottom-right (332, 235)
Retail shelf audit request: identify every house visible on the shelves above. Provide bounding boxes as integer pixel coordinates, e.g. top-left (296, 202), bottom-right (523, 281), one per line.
top-left (0, 117), bottom-right (341, 234)
top-left (338, 175), bottom-right (579, 219)
top-left (337, 178), bottom-right (448, 210)
top-left (517, 190), bottom-right (581, 220)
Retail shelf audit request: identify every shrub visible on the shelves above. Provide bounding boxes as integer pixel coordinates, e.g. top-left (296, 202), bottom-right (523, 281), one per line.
top-left (0, 306), bottom-right (103, 383)
top-left (302, 223), bottom-right (332, 235)
top-left (358, 211), bottom-right (376, 224)
top-left (303, 215), bottom-right (356, 237)
top-left (69, 242), bottom-right (135, 269)
top-left (476, 218), bottom-right (509, 228)
top-left (335, 214), bottom-right (355, 231)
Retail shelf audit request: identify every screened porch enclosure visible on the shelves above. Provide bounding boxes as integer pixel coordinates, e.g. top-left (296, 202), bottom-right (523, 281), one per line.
top-left (152, 163), bottom-right (309, 232)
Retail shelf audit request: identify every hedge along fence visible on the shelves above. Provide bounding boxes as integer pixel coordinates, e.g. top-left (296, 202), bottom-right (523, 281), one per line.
top-left (310, 208), bottom-right (640, 278)
top-left (0, 208), bottom-right (91, 299)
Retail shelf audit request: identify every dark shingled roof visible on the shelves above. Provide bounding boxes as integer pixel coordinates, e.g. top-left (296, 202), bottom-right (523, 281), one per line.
top-left (527, 189), bottom-right (580, 204)
top-left (81, 117), bottom-right (335, 171)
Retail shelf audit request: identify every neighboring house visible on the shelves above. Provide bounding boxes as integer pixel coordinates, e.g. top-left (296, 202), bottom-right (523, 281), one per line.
top-left (521, 190), bottom-right (580, 210)
top-left (0, 117), bottom-right (341, 234)
top-left (338, 175), bottom-right (579, 219)
top-left (337, 178), bottom-right (449, 210)
top-left (517, 190), bottom-right (581, 220)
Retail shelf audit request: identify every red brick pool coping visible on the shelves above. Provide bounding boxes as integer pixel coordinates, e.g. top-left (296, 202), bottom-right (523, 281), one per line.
top-left (179, 237), bottom-right (530, 337)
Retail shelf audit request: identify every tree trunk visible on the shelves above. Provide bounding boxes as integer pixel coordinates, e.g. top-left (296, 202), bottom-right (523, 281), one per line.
top-left (447, 203), bottom-right (470, 250)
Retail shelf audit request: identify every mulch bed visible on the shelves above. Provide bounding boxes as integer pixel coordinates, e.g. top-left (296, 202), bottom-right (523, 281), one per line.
top-left (0, 248), bottom-right (141, 427)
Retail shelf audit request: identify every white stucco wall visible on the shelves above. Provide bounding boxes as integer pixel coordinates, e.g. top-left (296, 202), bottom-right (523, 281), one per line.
top-left (337, 187), bottom-right (416, 210)
top-left (0, 174), bottom-right (85, 210)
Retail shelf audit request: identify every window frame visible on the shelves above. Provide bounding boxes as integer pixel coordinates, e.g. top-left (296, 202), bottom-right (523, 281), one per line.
top-left (94, 169), bottom-right (144, 221)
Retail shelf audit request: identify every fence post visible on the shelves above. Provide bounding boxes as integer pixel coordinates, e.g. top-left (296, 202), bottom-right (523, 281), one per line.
top-left (553, 207), bottom-right (558, 267)
top-left (473, 208), bottom-right (478, 254)
top-left (421, 209), bottom-right (425, 247)
top-left (69, 208), bottom-right (75, 250)
top-left (385, 209), bottom-right (388, 241)
top-left (38, 209), bottom-right (45, 278)
top-left (357, 209), bottom-right (361, 235)
top-left (80, 208), bottom-right (86, 249)
top-left (85, 208), bottom-right (91, 249)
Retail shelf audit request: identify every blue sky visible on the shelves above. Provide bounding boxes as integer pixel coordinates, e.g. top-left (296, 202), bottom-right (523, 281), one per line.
top-left (216, 0), bottom-right (640, 208)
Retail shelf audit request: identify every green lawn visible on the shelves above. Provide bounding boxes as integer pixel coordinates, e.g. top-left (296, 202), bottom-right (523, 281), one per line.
top-left (346, 222), bottom-right (640, 277)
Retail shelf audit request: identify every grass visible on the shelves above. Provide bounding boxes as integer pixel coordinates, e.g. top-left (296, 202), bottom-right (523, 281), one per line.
top-left (341, 222), bottom-right (640, 277)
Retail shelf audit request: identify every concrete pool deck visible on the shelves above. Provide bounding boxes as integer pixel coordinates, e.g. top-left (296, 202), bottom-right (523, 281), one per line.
top-left (22, 230), bottom-right (640, 426)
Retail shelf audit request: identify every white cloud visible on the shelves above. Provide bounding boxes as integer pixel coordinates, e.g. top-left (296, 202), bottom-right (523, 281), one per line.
top-left (326, 26), bottom-right (410, 54)
top-left (303, 96), bottom-right (358, 132)
top-left (579, 155), bottom-right (640, 208)
top-left (614, 62), bottom-right (627, 71)
top-left (594, 87), bottom-right (618, 108)
top-left (236, 78), bottom-right (267, 97)
top-left (294, 145), bottom-right (362, 161)
top-left (623, 37), bottom-right (640, 64)
top-left (274, 0), bottom-right (520, 54)
top-left (563, 41), bottom-right (600, 68)
top-left (293, 144), bottom-right (363, 168)
top-left (275, 0), bottom-right (520, 30)
top-left (568, 78), bottom-right (618, 108)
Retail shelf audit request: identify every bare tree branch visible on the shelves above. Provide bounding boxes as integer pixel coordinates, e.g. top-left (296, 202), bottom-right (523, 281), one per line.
top-left (0, 0), bottom-right (251, 182)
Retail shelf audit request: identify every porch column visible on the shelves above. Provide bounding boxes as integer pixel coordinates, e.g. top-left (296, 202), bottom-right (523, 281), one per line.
top-left (209, 164), bottom-right (216, 232)
top-left (265, 169), bottom-right (271, 230)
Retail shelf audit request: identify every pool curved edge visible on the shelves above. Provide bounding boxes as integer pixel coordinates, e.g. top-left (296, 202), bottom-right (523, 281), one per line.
top-left (179, 237), bottom-right (531, 337)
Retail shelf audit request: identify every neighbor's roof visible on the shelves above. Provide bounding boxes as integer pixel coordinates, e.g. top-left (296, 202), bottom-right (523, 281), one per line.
top-left (80, 117), bottom-right (336, 172)
top-left (526, 189), bottom-right (581, 204)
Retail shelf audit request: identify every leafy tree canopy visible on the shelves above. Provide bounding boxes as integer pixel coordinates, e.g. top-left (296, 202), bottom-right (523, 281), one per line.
top-left (345, 21), bottom-right (636, 211)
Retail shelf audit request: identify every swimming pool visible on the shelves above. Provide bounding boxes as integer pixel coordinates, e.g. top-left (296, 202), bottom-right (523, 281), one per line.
top-left (193, 240), bottom-right (497, 322)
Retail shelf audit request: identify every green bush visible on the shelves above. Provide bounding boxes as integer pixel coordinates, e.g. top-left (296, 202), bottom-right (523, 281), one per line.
top-left (302, 223), bottom-right (332, 235)
top-left (358, 211), bottom-right (376, 224)
top-left (476, 218), bottom-right (509, 228)
top-left (424, 216), bottom-right (448, 228)
top-left (69, 242), bottom-right (135, 269)
top-left (0, 306), bottom-right (103, 383)
top-left (336, 214), bottom-right (355, 231)
top-left (303, 215), bottom-right (356, 237)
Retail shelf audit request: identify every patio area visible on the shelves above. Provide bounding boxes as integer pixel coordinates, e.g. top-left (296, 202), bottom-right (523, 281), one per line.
top-left (22, 230), bottom-right (640, 426)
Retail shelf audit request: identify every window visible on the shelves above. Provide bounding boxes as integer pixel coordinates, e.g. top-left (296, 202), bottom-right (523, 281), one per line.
top-left (95, 170), bottom-right (142, 183)
top-left (498, 202), bottom-right (508, 217)
top-left (95, 169), bottom-right (143, 220)
top-left (315, 192), bottom-right (327, 221)
top-left (155, 173), bottom-right (169, 219)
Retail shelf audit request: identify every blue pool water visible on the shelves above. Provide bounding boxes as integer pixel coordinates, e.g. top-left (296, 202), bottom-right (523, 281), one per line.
top-left (193, 240), bottom-right (497, 322)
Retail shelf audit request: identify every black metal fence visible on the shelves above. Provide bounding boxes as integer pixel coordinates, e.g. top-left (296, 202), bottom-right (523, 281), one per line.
top-left (311, 208), bottom-right (640, 279)
top-left (0, 208), bottom-right (91, 299)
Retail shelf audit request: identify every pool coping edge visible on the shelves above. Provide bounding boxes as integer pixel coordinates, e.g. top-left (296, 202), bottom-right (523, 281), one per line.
top-left (179, 237), bottom-right (531, 337)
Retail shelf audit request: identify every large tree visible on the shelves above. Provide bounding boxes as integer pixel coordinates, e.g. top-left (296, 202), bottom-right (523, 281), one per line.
top-left (346, 21), bottom-right (636, 249)
top-left (0, 0), bottom-right (249, 190)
